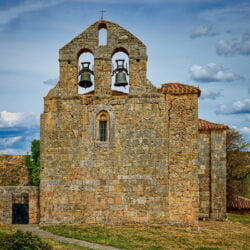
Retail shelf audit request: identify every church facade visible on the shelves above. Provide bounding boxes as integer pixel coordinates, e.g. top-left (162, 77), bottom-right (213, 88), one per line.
top-left (0, 20), bottom-right (227, 226)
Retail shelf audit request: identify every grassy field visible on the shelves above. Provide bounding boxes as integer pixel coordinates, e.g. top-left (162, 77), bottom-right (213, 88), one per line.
top-left (1, 213), bottom-right (249, 249)
top-left (43, 213), bottom-right (250, 250)
top-left (228, 212), bottom-right (250, 225)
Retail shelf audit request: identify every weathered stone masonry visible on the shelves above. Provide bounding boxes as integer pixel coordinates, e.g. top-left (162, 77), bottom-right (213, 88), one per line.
top-left (38, 20), bottom-right (228, 226)
top-left (0, 20), bottom-right (228, 226)
top-left (198, 119), bottom-right (227, 220)
top-left (0, 186), bottom-right (39, 224)
top-left (0, 155), bottom-right (29, 186)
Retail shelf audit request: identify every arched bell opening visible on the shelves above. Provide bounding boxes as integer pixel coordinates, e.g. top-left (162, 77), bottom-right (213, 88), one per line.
top-left (111, 48), bottom-right (129, 94)
top-left (77, 49), bottom-right (94, 94)
top-left (98, 23), bottom-right (107, 46)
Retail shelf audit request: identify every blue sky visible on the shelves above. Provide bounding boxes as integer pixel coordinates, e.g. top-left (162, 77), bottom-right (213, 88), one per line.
top-left (0, 0), bottom-right (249, 154)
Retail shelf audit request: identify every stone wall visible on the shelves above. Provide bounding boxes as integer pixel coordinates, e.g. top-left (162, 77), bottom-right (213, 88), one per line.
top-left (40, 93), bottom-right (170, 224)
top-left (198, 130), bottom-right (227, 220)
top-left (0, 155), bottom-right (29, 186)
top-left (40, 20), bottom-right (200, 226)
top-left (197, 131), bottom-right (210, 218)
top-left (0, 186), bottom-right (39, 224)
top-left (167, 94), bottom-right (199, 226)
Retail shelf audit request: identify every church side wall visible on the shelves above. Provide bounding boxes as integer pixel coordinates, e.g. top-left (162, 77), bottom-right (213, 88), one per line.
top-left (210, 130), bottom-right (227, 220)
top-left (198, 130), bottom-right (227, 220)
top-left (198, 132), bottom-right (211, 218)
top-left (167, 93), bottom-right (199, 226)
top-left (40, 94), bottom-right (169, 225)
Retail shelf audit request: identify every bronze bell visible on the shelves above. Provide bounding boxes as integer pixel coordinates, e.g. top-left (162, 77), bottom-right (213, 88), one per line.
top-left (79, 62), bottom-right (94, 88)
top-left (112, 59), bottom-right (129, 87)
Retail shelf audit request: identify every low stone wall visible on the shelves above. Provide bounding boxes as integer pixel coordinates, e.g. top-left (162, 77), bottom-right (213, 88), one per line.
top-left (0, 186), bottom-right (39, 224)
top-left (0, 155), bottom-right (29, 185)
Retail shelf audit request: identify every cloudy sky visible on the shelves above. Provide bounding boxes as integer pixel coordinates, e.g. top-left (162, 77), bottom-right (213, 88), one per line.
top-left (0, 0), bottom-right (250, 154)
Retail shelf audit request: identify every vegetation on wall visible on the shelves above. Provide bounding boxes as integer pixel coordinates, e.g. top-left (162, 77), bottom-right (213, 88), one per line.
top-left (25, 139), bottom-right (40, 186)
top-left (226, 128), bottom-right (250, 196)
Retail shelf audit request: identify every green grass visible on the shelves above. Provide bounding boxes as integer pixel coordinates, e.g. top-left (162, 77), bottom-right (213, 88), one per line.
top-left (43, 217), bottom-right (250, 250)
top-left (227, 213), bottom-right (250, 226)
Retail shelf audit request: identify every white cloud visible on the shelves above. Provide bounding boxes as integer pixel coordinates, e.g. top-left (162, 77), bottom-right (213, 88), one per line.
top-left (233, 99), bottom-right (250, 113)
top-left (43, 78), bottom-right (58, 86)
top-left (240, 127), bottom-right (250, 135)
top-left (241, 31), bottom-right (250, 55)
top-left (0, 0), bottom-right (65, 26)
top-left (200, 89), bottom-right (221, 100)
top-left (216, 31), bottom-right (250, 56)
top-left (0, 136), bottom-right (22, 146)
top-left (216, 99), bottom-right (250, 114)
top-left (190, 63), bottom-right (242, 82)
top-left (201, 2), bottom-right (250, 23)
top-left (0, 111), bottom-right (39, 128)
top-left (190, 25), bottom-right (218, 39)
top-left (216, 39), bottom-right (238, 56)
top-left (216, 104), bottom-right (229, 114)
top-left (0, 148), bottom-right (25, 155)
top-left (245, 115), bottom-right (250, 121)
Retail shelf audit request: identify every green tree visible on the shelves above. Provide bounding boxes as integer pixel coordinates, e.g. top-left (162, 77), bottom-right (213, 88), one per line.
top-left (25, 139), bottom-right (40, 186)
top-left (226, 128), bottom-right (250, 196)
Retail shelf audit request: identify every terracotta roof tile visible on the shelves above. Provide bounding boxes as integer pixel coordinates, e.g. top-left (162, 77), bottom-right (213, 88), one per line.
top-left (199, 119), bottom-right (228, 130)
top-left (161, 82), bottom-right (201, 96)
top-left (227, 195), bottom-right (250, 210)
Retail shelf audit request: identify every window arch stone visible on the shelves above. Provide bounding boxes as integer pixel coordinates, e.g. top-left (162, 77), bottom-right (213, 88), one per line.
top-left (90, 105), bottom-right (115, 147)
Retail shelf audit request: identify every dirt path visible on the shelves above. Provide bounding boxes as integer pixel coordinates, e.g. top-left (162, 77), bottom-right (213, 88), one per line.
top-left (13, 224), bottom-right (121, 250)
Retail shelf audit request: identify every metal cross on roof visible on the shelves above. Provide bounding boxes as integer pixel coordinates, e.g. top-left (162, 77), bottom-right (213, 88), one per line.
top-left (99, 8), bottom-right (106, 20)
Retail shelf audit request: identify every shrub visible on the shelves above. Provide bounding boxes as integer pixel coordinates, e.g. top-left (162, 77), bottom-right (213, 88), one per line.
top-left (25, 139), bottom-right (40, 186)
top-left (0, 230), bottom-right (52, 250)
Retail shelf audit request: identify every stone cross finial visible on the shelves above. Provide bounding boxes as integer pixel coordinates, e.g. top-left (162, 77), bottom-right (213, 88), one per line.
top-left (99, 8), bottom-right (106, 20)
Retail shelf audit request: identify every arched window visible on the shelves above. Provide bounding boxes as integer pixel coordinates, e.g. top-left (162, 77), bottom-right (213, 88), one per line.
top-left (111, 48), bottom-right (129, 94)
top-left (78, 50), bottom-right (94, 94)
top-left (98, 23), bottom-right (107, 46)
top-left (96, 111), bottom-right (109, 142)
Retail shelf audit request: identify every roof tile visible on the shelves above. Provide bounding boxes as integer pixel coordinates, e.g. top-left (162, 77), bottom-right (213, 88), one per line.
top-left (199, 119), bottom-right (228, 130)
top-left (161, 82), bottom-right (201, 96)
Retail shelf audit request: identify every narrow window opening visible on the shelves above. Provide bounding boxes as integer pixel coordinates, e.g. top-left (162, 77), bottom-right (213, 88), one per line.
top-left (99, 120), bottom-right (107, 141)
top-left (99, 28), bottom-right (107, 46)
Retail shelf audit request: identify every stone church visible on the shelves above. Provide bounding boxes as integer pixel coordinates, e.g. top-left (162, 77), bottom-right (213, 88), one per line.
top-left (0, 20), bottom-right (228, 226)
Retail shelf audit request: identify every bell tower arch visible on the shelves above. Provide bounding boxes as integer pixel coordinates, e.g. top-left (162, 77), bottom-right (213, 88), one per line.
top-left (48, 20), bottom-right (152, 98)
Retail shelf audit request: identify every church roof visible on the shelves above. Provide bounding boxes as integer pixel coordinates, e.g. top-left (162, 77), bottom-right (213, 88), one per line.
top-left (199, 119), bottom-right (228, 131)
top-left (161, 82), bottom-right (201, 96)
